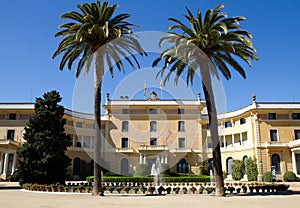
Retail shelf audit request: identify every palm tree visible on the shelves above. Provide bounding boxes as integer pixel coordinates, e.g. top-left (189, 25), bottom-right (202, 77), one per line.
top-left (52, 0), bottom-right (146, 196)
top-left (153, 4), bottom-right (258, 196)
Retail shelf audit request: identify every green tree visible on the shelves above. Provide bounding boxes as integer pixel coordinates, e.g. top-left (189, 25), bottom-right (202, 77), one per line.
top-left (153, 4), bottom-right (258, 196)
top-left (52, 1), bottom-right (146, 195)
top-left (199, 159), bottom-right (209, 176)
top-left (18, 90), bottom-right (71, 185)
top-left (231, 160), bottom-right (244, 180)
top-left (246, 157), bottom-right (258, 181)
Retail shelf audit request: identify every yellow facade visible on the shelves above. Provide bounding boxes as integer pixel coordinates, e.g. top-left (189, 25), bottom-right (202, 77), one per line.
top-left (1, 93), bottom-right (300, 181)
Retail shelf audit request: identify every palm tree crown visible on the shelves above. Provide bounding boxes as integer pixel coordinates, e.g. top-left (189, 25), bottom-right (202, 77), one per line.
top-left (53, 0), bottom-right (146, 77)
top-left (153, 4), bottom-right (258, 84)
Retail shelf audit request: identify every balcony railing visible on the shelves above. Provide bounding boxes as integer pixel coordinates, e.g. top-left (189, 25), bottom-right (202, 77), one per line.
top-left (138, 144), bottom-right (168, 151)
top-left (169, 148), bottom-right (192, 153)
top-left (116, 148), bottom-right (135, 153)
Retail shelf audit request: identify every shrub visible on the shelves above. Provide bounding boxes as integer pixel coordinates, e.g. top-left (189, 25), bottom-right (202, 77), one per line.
top-left (134, 164), bottom-right (151, 176)
top-left (223, 170), bottom-right (227, 179)
top-left (263, 172), bottom-right (273, 182)
top-left (199, 160), bottom-right (209, 176)
top-left (246, 157), bottom-right (258, 181)
top-left (283, 171), bottom-right (297, 182)
top-left (231, 160), bottom-right (244, 180)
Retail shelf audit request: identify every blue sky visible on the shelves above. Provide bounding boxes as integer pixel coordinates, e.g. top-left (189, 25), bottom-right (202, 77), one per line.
top-left (1, 0), bottom-right (300, 113)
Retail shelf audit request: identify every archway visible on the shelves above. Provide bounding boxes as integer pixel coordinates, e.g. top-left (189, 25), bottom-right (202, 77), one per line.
top-left (177, 158), bottom-right (188, 173)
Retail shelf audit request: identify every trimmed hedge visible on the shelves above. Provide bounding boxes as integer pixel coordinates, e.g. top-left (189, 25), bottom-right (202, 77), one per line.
top-left (283, 171), bottom-right (297, 182)
top-left (86, 175), bottom-right (210, 183)
top-left (262, 172), bottom-right (273, 182)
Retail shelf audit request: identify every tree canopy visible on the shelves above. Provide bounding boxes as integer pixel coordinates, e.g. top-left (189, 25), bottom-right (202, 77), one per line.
top-left (18, 90), bottom-right (71, 185)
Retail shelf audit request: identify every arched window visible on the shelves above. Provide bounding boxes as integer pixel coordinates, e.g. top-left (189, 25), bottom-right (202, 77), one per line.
top-left (121, 158), bottom-right (129, 175)
top-left (177, 158), bottom-right (188, 173)
top-left (73, 157), bottom-right (81, 176)
top-left (227, 157), bottom-right (234, 175)
top-left (271, 154), bottom-right (281, 174)
top-left (150, 121), bottom-right (157, 132)
top-left (243, 156), bottom-right (248, 174)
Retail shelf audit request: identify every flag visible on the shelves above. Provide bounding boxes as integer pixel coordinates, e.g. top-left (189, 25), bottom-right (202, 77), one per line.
top-left (160, 80), bottom-right (163, 89)
top-left (144, 80), bottom-right (146, 96)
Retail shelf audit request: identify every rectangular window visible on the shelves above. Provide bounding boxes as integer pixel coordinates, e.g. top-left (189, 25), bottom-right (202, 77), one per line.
top-left (270, 129), bottom-right (278, 141)
top-left (150, 138), bottom-right (157, 146)
top-left (149, 108), bottom-right (158, 114)
top-left (150, 121), bottom-right (157, 132)
top-left (121, 138), bottom-right (129, 148)
top-left (122, 121), bottom-right (129, 132)
top-left (8, 113), bottom-right (17, 120)
top-left (178, 108), bottom-right (184, 114)
top-left (240, 118), bottom-right (246, 125)
top-left (178, 121), bottom-right (185, 132)
top-left (293, 113), bottom-right (300, 120)
top-left (7, 130), bottom-right (15, 140)
top-left (122, 109), bottom-right (129, 114)
top-left (295, 130), bottom-right (300, 140)
top-left (268, 113), bottom-right (277, 120)
top-left (224, 121), bottom-right (232, 128)
top-left (76, 122), bottom-right (83, 128)
top-left (178, 137), bottom-right (186, 148)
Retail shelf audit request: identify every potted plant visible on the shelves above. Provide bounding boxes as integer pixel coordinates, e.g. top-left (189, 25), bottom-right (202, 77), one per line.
top-left (132, 187), bottom-right (139, 194)
top-left (77, 185), bottom-right (84, 193)
top-left (108, 187), bottom-right (115, 194)
top-left (123, 186), bottom-right (131, 194)
top-left (227, 186), bottom-right (235, 194)
top-left (51, 184), bottom-right (57, 192)
top-left (236, 187), bottom-right (241, 194)
top-left (140, 186), bottom-right (147, 194)
top-left (254, 185), bottom-right (260, 193)
top-left (182, 187), bottom-right (188, 194)
top-left (58, 185), bottom-right (64, 192)
top-left (173, 187), bottom-right (180, 194)
top-left (148, 186), bottom-right (156, 195)
top-left (166, 187), bottom-right (172, 194)
top-left (241, 185), bottom-right (247, 193)
top-left (46, 185), bottom-right (51, 192)
top-left (115, 187), bottom-right (122, 194)
top-left (157, 186), bottom-right (165, 194)
top-left (71, 187), bottom-right (76, 193)
top-left (64, 187), bottom-right (69, 192)
top-left (198, 186), bottom-right (204, 194)
top-left (190, 186), bottom-right (197, 194)
top-left (248, 185), bottom-right (254, 193)
top-left (205, 187), bottom-right (214, 194)
top-left (86, 186), bottom-right (92, 193)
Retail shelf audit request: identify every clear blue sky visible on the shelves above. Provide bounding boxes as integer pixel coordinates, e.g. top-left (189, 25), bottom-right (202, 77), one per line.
top-left (1, 0), bottom-right (300, 113)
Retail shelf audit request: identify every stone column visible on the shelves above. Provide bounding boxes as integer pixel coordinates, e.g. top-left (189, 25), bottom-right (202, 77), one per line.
top-left (2, 152), bottom-right (9, 175)
top-left (232, 134), bottom-right (235, 147)
top-left (139, 154), bottom-right (143, 164)
top-left (12, 152), bottom-right (17, 174)
top-left (73, 135), bottom-right (75, 147)
top-left (240, 133), bottom-right (243, 146)
top-left (90, 136), bottom-right (93, 149)
top-left (164, 154), bottom-right (168, 164)
top-left (143, 154), bottom-right (147, 164)
top-left (223, 135), bottom-right (226, 149)
top-left (292, 151), bottom-right (297, 174)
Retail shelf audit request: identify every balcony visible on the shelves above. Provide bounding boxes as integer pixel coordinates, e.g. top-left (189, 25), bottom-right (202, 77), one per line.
top-left (138, 144), bottom-right (168, 151)
top-left (116, 148), bottom-right (135, 153)
top-left (289, 139), bottom-right (300, 148)
top-left (262, 141), bottom-right (288, 148)
top-left (169, 148), bottom-right (192, 153)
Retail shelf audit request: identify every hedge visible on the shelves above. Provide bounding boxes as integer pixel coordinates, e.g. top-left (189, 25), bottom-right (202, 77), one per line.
top-left (86, 175), bottom-right (210, 183)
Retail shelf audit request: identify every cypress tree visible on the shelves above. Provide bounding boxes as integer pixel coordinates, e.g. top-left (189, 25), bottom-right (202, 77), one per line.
top-left (18, 90), bottom-right (71, 185)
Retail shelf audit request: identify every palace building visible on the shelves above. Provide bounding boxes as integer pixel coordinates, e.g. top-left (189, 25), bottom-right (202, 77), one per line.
top-left (1, 91), bottom-right (300, 181)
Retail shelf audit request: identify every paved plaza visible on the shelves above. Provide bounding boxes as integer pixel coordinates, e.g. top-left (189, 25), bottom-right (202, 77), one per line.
top-left (1, 182), bottom-right (300, 208)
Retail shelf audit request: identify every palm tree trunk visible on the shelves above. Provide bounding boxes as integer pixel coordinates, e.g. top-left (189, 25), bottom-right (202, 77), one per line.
top-left (93, 51), bottom-right (104, 196)
top-left (201, 66), bottom-right (225, 197)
